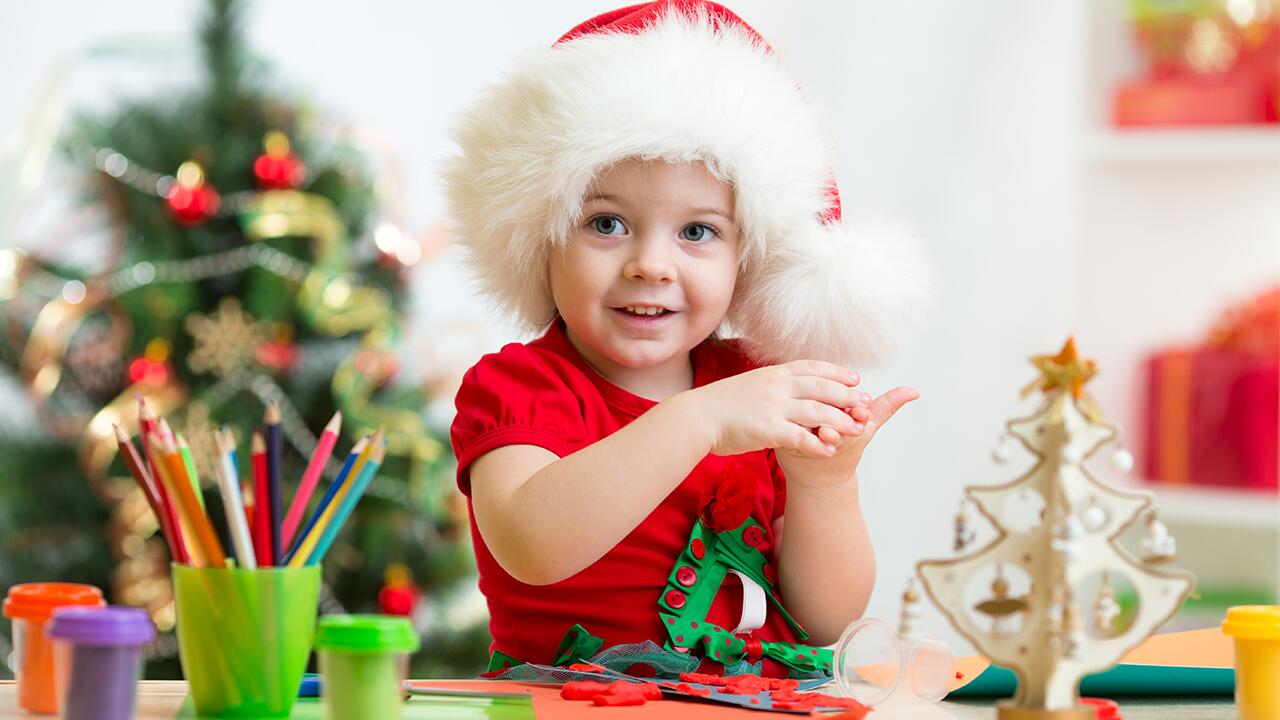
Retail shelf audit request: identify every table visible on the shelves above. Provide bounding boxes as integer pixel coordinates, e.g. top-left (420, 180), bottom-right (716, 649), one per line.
top-left (0, 680), bottom-right (1236, 718)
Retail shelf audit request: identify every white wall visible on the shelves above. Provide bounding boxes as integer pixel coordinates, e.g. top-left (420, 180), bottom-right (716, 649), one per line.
top-left (5, 2), bottom-right (1273, 656)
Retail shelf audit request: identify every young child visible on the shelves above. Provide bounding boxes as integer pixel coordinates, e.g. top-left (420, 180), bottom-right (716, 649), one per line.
top-left (445, 1), bottom-right (930, 678)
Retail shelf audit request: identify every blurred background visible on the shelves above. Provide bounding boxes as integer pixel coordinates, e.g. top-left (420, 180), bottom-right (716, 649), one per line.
top-left (0, 0), bottom-right (1276, 677)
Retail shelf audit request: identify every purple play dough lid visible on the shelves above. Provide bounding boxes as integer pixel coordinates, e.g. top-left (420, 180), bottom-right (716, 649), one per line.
top-left (47, 606), bottom-right (155, 646)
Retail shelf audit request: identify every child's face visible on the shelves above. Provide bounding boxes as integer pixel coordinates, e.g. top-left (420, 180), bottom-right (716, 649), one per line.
top-left (549, 158), bottom-right (740, 375)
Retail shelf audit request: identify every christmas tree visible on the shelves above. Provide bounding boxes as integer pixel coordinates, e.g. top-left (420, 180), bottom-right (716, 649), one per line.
top-left (0, 0), bottom-right (488, 676)
top-left (917, 339), bottom-right (1194, 718)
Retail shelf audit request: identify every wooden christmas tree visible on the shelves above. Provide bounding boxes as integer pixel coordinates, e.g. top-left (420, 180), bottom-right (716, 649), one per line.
top-left (917, 338), bottom-right (1194, 719)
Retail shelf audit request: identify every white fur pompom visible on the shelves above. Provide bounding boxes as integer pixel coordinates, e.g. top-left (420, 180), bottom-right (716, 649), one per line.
top-left (732, 218), bottom-right (935, 368)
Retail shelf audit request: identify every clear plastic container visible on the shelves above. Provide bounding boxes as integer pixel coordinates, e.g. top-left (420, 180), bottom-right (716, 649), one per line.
top-left (833, 618), bottom-right (955, 707)
top-left (2, 583), bottom-right (105, 714)
top-left (315, 614), bottom-right (420, 720)
top-left (48, 606), bottom-right (155, 720)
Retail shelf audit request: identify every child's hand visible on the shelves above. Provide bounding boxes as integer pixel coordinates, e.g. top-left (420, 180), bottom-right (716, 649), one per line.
top-left (776, 386), bottom-right (918, 488)
top-left (683, 360), bottom-right (866, 458)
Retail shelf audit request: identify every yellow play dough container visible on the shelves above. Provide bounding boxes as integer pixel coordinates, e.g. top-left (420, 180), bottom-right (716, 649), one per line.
top-left (1222, 605), bottom-right (1280, 720)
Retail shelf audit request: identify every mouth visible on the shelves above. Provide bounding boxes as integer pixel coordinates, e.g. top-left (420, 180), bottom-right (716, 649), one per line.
top-left (611, 305), bottom-right (677, 324)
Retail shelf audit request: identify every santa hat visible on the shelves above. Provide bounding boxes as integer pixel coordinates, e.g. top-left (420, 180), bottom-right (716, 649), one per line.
top-left (444, 0), bottom-right (932, 367)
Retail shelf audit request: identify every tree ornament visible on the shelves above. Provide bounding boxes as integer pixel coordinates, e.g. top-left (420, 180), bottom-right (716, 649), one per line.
top-left (918, 338), bottom-right (1194, 720)
top-left (1092, 573), bottom-right (1121, 636)
top-left (252, 131), bottom-right (306, 190)
top-left (1079, 497), bottom-right (1108, 533)
top-left (974, 565), bottom-right (1030, 636)
top-left (165, 160), bottom-right (221, 226)
top-left (254, 322), bottom-right (299, 372)
top-left (377, 562), bottom-right (419, 617)
top-left (1061, 443), bottom-right (1084, 465)
top-left (1140, 510), bottom-right (1178, 564)
top-left (1110, 444), bottom-right (1135, 474)
top-left (992, 433), bottom-right (1017, 464)
top-left (899, 576), bottom-right (924, 641)
top-left (128, 338), bottom-right (175, 386)
top-left (185, 297), bottom-right (269, 377)
top-left (954, 499), bottom-right (975, 552)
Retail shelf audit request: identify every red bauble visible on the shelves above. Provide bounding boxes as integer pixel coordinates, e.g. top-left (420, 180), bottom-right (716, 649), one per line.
top-left (166, 161), bottom-right (220, 226)
top-left (255, 339), bottom-right (298, 372)
top-left (253, 131), bottom-right (306, 190)
top-left (377, 584), bottom-right (418, 616)
top-left (166, 183), bottom-right (221, 226)
top-left (127, 357), bottom-right (171, 385)
top-left (252, 152), bottom-right (306, 190)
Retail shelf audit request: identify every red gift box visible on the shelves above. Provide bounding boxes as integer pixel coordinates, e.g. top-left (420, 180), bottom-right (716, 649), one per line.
top-left (1141, 289), bottom-right (1280, 490)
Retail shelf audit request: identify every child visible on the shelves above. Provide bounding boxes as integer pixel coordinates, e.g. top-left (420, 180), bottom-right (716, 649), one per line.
top-left (445, 0), bottom-right (930, 678)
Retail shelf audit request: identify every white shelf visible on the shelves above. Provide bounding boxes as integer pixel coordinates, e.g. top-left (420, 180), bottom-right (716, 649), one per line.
top-left (1088, 127), bottom-right (1280, 164)
top-left (1130, 483), bottom-right (1280, 531)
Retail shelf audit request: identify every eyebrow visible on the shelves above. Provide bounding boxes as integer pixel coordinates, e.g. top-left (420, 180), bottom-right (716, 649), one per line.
top-left (582, 193), bottom-right (734, 222)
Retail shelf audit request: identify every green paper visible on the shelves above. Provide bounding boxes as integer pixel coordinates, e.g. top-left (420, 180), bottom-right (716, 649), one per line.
top-left (948, 663), bottom-right (1235, 698)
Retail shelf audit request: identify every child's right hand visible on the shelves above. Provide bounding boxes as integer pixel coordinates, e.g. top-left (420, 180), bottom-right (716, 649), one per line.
top-left (682, 360), bottom-right (870, 458)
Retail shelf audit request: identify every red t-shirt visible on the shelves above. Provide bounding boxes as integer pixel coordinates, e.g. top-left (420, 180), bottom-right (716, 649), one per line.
top-left (451, 319), bottom-right (804, 666)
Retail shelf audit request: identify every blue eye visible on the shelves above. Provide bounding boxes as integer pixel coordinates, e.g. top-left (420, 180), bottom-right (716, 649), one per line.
top-left (589, 216), bottom-right (626, 236)
top-left (680, 224), bottom-right (718, 242)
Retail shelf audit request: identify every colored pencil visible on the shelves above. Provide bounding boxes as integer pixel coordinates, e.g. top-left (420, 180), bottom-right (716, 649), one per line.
top-left (138, 398), bottom-right (188, 563)
top-left (281, 411), bottom-right (341, 548)
top-left (284, 434), bottom-right (369, 565)
top-left (113, 424), bottom-right (175, 554)
top-left (145, 429), bottom-right (204, 567)
top-left (265, 402), bottom-right (283, 565)
top-left (304, 440), bottom-right (385, 566)
top-left (177, 434), bottom-right (205, 511)
top-left (213, 429), bottom-right (255, 569)
top-left (160, 434), bottom-right (225, 568)
top-left (251, 431), bottom-right (272, 566)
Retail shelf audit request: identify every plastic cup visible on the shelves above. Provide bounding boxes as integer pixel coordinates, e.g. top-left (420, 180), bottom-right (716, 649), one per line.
top-left (1222, 605), bottom-right (1280, 720)
top-left (833, 618), bottom-right (956, 708)
top-left (833, 618), bottom-right (902, 705)
top-left (172, 562), bottom-right (321, 718)
top-left (2, 583), bottom-right (105, 715)
top-left (315, 614), bottom-right (420, 720)
top-left (48, 606), bottom-right (155, 720)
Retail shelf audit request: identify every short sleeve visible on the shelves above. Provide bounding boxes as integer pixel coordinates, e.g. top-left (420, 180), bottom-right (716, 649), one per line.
top-left (450, 344), bottom-right (586, 495)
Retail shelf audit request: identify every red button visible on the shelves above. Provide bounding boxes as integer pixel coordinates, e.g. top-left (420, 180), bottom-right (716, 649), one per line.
top-left (763, 563), bottom-right (777, 583)
top-left (665, 589), bottom-right (686, 609)
top-left (676, 566), bottom-right (697, 587)
top-left (691, 538), bottom-right (705, 559)
top-left (742, 526), bottom-right (763, 547)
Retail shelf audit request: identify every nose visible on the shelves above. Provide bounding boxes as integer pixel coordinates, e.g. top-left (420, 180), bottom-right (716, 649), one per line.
top-left (622, 234), bottom-right (676, 284)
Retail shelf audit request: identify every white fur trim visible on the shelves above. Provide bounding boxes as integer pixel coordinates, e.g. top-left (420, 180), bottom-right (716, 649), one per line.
top-left (444, 7), bottom-right (931, 364)
top-left (733, 218), bottom-right (935, 367)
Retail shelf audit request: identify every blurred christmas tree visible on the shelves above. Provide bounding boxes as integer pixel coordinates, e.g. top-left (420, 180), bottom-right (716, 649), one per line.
top-left (0, 0), bottom-right (488, 677)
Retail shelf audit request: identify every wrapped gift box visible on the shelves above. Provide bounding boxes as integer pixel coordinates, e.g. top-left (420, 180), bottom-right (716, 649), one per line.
top-left (1142, 349), bottom-right (1278, 490)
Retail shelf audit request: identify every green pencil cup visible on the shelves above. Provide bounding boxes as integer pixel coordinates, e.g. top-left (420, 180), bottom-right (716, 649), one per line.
top-left (172, 563), bottom-right (321, 718)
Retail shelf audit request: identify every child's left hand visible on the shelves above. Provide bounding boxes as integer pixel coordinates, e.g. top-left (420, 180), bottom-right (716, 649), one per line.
top-left (775, 386), bottom-right (919, 488)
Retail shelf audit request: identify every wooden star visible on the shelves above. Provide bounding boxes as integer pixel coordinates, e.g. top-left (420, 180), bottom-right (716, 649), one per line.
top-left (1028, 337), bottom-right (1097, 400)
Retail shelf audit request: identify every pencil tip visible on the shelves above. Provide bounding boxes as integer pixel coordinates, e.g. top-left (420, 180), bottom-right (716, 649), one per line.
top-left (325, 411), bottom-right (343, 433)
top-left (138, 396), bottom-right (154, 419)
top-left (265, 401), bottom-right (281, 423)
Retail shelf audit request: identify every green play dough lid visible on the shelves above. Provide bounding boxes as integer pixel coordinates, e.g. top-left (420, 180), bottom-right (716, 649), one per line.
top-left (315, 614), bottom-right (420, 654)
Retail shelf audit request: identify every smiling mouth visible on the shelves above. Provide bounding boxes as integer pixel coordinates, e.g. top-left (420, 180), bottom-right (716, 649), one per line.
top-left (611, 303), bottom-right (675, 317)
top-left (615, 306), bottom-right (674, 317)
